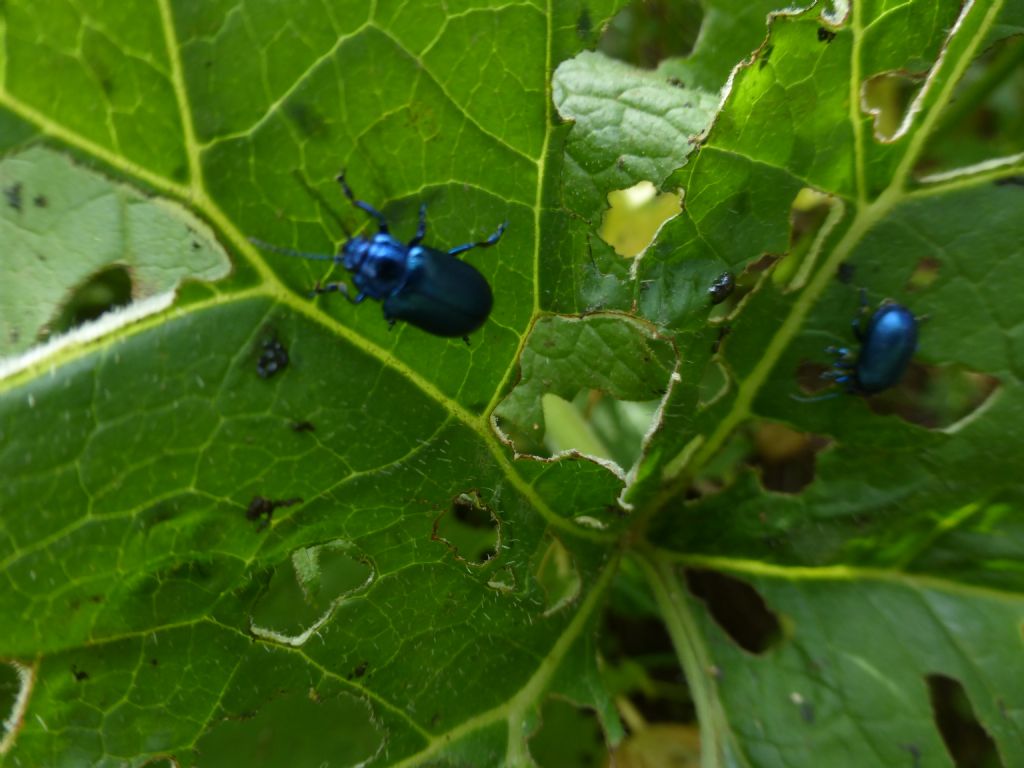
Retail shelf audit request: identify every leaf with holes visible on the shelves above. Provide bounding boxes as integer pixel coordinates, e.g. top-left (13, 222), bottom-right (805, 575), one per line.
top-left (2, 1), bottom-right (1024, 767)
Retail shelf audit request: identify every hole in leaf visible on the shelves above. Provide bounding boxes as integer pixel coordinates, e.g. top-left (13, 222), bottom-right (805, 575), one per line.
top-left (927, 674), bottom-right (1001, 768)
top-left (602, 603), bottom-right (693, 725)
top-left (866, 363), bottom-right (999, 430)
top-left (906, 256), bottom-right (941, 292)
top-left (610, 724), bottom-right (701, 767)
top-left (42, 264), bottom-right (133, 341)
top-left (493, 314), bottom-right (677, 475)
top-left (542, 390), bottom-right (662, 471)
top-left (863, 71), bottom-right (923, 141)
top-left (528, 697), bottom-right (606, 768)
top-left (432, 491), bottom-right (501, 566)
top-left (195, 691), bottom-right (383, 767)
top-left (533, 535), bottom-right (581, 616)
top-left (794, 358), bottom-right (834, 397)
top-left (750, 422), bottom-right (829, 494)
top-left (685, 569), bottom-right (781, 654)
top-left (0, 661), bottom-right (31, 753)
top-left (249, 541), bottom-right (374, 646)
top-left (919, 36), bottom-right (1024, 178)
top-left (598, 181), bottom-right (682, 258)
top-left (598, 0), bottom-right (702, 68)
top-left (775, 188), bottom-right (834, 289)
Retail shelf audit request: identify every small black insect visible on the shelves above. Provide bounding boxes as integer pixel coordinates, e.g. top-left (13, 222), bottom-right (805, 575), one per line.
top-left (246, 495), bottom-right (303, 530)
top-left (817, 27), bottom-right (837, 43)
top-left (256, 338), bottom-right (289, 379)
top-left (837, 262), bottom-right (856, 284)
top-left (708, 271), bottom-right (735, 305)
top-left (4, 182), bottom-right (23, 211)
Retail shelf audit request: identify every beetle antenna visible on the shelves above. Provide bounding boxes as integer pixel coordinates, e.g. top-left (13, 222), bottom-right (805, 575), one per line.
top-left (248, 237), bottom-right (339, 262)
top-left (789, 391), bottom-right (841, 403)
top-left (291, 170), bottom-right (353, 239)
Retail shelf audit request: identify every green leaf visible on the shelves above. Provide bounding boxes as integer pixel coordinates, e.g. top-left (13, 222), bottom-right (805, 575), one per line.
top-left (0, 147), bottom-right (229, 358)
top-left (2, 1), bottom-right (1024, 767)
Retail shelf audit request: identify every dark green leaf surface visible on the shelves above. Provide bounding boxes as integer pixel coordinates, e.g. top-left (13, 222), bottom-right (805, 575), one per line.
top-left (2, 1), bottom-right (1023, 767)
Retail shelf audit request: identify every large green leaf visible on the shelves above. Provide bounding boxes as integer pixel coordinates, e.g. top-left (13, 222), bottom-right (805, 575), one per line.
top-left (1, 1), bottom-right (1022, 766)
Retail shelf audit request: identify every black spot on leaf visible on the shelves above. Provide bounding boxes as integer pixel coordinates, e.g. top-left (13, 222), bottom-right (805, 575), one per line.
top-left (246, 495), bottom-right (302, 530)
top-left (4, 182), bottom-right (22, 211)
top-left (576, 7), bottom-right (592, 39)
top-left (994, 175), bottom-right (1024, 187)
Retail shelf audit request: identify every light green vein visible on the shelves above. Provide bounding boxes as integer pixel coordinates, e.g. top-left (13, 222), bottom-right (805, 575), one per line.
top-left (636, 549), bottom-right (747, 768)
top-left (482, 0), bottom-right (551, 417)
top-left (849, 0), bottom-right (867, 205)
top-left (663, 551), bottom-right (1024, 604)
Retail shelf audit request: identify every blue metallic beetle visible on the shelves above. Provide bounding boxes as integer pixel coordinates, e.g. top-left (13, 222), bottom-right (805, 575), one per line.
top-left (797, 290), bottom-right (918, 400)
top-left (252, 172), bottom-right (505, 339)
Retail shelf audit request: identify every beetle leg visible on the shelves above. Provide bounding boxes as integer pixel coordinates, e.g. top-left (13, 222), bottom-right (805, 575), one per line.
top-left (409, 203), bottom-right (428, 246)
top-left (790, 390), bottom-right (842, 403)
top-left (448, 221), bottom-right (508, 257)
top-left (310, 281), bottom-right (365, 305)
top-left (336, 171), bottom-right (390, 233)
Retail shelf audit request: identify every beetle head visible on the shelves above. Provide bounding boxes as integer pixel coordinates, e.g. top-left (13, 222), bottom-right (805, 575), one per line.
top-left (342, 233), bottom-right (411, 294)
